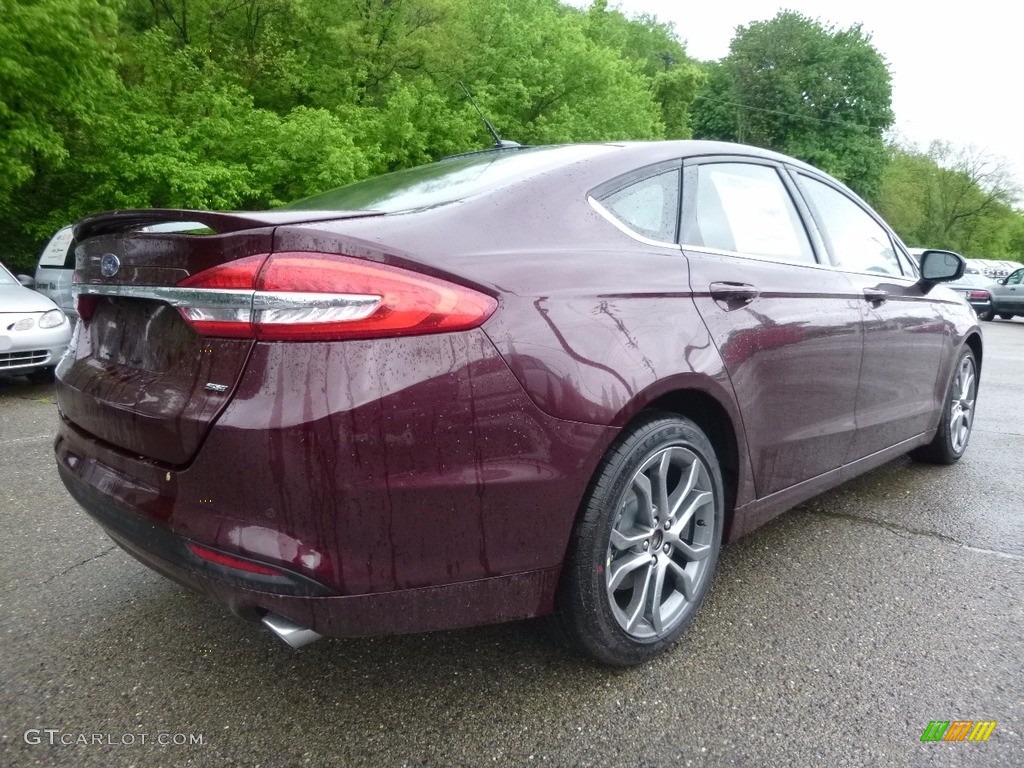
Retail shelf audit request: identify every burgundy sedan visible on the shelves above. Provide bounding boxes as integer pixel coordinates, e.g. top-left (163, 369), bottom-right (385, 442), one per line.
top-left (55, 142), bottom-right (980, 665)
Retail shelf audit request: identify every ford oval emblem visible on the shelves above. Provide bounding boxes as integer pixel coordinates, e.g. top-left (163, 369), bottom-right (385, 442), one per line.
top-left (100, 253), bottom-right (120, 278)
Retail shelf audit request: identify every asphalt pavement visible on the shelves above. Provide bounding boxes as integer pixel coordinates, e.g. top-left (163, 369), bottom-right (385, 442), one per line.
top-left (1, 320), bottom-right (1022, 768)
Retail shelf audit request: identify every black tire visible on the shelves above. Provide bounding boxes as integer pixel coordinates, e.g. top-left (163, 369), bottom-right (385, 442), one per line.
top-left (911, 347), bottom-right (977, 465)
top-left (998, 313), bottom-right (1014, 320)
top-left (554, 413), bottom-right (724, 666)
top-left (25, 366), bottom-right (55, 384)
top-left (977, 310), bottom-right (993, 321)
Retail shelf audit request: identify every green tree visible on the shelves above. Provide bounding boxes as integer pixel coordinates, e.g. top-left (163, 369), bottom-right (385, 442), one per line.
top-left (421, 0), bottom-right (664, 147)
top-left (692, 11), bottom-right (893, 198)
top-left (0, 0), bottom-right (118, 210)
top-left (581, 1), bottom-right (704, 138)
top-left (876, 141), bottom-right (1023, 257)
top-left (0, 0), bottom-right (713, 270)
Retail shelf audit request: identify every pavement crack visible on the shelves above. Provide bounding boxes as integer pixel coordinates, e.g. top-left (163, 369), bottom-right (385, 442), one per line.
top-left (40, 545), bottom-right (119, 585)
top-left (812, 510), bottom-right (1024, 562)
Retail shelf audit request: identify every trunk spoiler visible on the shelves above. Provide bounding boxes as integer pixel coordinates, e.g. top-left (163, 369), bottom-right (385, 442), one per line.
top-left (73, 208), bottom-right (384, 241)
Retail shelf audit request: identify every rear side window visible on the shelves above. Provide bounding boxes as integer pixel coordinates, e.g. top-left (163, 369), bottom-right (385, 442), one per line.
top-left (682, 163), bottom-right (815, 264)
top-left (599, 169), bottom-right (680, 243)
top-left (796, 175), bottom-right (902, 276)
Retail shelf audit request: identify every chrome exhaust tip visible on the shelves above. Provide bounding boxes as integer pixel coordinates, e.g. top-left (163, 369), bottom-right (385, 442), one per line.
top-left (261, 612), bottom-right (323, 649)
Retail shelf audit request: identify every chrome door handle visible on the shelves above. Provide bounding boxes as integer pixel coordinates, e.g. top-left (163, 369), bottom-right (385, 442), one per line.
top-left (710, 282), bottom-right (759, 310)
top-left (863, 288), bottom-right (888, 305)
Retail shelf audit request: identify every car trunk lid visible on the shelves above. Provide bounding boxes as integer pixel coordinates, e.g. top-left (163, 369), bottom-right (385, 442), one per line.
top-left (57, 209), bottom-right (379, 465)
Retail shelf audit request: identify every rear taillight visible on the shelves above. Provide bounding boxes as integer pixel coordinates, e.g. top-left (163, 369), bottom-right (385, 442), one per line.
top-left (968, 290), bottom-right (991, 300)
top-left (176, 252), bottom-right (497, 341)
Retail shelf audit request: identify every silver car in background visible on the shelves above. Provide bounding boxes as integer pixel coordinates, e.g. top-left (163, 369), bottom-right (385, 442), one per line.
top-left (0, 262), bottom-right (72, 383)
top-left (990, 265), bottom-right (1024, 320)
top-left (946, 272), bottom-right (998, 320)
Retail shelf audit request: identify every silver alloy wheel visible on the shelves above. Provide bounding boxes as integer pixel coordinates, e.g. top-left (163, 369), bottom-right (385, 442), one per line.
top-left (605, 445), bottom-right (716, 640)
top-left (949, 354), bottom-right (977, 454)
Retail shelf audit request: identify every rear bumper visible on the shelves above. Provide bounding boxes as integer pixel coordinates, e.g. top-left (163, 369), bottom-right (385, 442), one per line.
top-left (54, 328), bottom-right (616, 636)
top-left (967, 298), bottom-right (992, 316)
top-left (58, 463), bottom-right (334, 598)
top-left (57, 461), bottom-right (561, 635)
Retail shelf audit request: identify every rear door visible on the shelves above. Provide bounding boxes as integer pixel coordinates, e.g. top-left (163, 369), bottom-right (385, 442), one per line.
top-left (681, 159), bottom-right (864, 497)
top-left (790, 172), bottom-right (947, 459)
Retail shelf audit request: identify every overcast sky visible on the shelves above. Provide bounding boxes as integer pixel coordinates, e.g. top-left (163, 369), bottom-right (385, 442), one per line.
top-left (569, 0), bottom-right (1022, 188)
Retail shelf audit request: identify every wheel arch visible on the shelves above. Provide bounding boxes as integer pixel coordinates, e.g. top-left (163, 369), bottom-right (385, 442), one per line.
top-left (625, 388), bottom-right (744, 541)
top-left (964, 331), bottom-right (983, 380)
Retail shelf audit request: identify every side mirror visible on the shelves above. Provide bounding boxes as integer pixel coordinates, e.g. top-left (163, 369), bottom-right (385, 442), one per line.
top-left (998, 278), bottom-right (1007, 285)
top-left (919, 250), bottom-right (965, 284)
top-left (16, 274), bottom-right (36, 288)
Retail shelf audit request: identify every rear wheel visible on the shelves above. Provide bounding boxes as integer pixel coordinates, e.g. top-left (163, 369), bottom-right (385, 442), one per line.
top-left (998, 313), bottom-right (1014, 320)
top-left (555, 413), bottom-right (723, 666)
top-left (977, 310), bottom-right (993, 321)
top-left (911, 347), bottom-right (977, 464)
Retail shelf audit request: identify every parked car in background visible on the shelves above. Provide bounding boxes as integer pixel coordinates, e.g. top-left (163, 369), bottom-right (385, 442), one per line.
top-left (946, 272), bottom-right (997, 320)
top-left (33, 225), bottom-right (77, 325)
top-left (0, 261), bottom-right (72, 382)
top-left (54, 141), bottom-right (982, 665)
top-left (973, 258), bottom-right (997, 277)
top-left (989, 265), bottom-right (1024, 319)
top-left (996, 260), bottom-right (1022, 277)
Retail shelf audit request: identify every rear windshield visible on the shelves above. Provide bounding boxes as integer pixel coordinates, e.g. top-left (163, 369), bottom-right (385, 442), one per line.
top-left (282, 145), bottom-right (613, 213)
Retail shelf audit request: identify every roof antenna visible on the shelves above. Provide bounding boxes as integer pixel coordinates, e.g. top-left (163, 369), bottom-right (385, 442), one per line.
top-left (459, 81), bottom-right (521, 149)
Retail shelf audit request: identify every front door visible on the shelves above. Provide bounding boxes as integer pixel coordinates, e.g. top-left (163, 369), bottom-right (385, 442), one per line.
top-left (791, 172), bottom-right (946, 460)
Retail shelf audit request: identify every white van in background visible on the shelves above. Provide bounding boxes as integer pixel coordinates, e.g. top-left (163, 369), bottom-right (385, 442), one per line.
top-left (33, 225), bottom-right (77, 325)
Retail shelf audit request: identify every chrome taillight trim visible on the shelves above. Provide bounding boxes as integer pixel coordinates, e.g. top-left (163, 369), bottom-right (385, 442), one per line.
top-left (75, 284), bottom-right (381, 315)
top-left (75, 284), bottom-right (253, 309)
top-left (253, 291), bottom-right (380, 313)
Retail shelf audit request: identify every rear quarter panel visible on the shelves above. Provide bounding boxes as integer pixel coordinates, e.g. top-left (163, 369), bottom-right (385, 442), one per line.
top-left (280, 182), bottom-right (755, 512)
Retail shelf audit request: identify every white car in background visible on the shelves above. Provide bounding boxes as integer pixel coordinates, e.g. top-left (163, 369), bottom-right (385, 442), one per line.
top-left (0, 261), bottom-right (71, 383)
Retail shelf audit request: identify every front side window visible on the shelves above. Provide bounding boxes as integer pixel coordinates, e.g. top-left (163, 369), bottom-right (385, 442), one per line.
top-left (1006, 269), bottom-right (1024, 285)
top-left (682, 163), bottom-right (816, 264)
top-left (797, 175), bottom-right (902, 276)
top-left (599, 168), bottom-right (680, 243)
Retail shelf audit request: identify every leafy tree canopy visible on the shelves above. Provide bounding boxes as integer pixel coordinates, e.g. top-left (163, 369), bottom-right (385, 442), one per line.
top-left (0, 0), bottom-right (118, 208)
top-left (1, 0), bottom-right (709, 269)
top-left (4, 1), bottom-right (1022, 273)
top-left (692, 11), bottom-right (894, 198)
top-left (876, 140), bottom-right (1023, 259)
